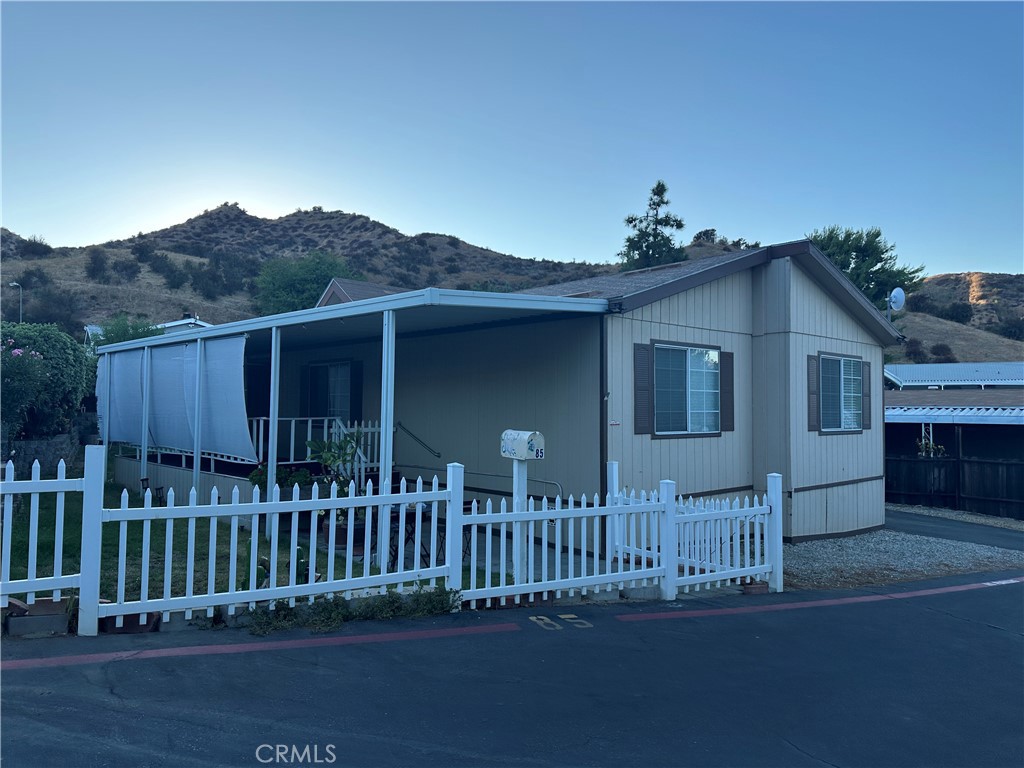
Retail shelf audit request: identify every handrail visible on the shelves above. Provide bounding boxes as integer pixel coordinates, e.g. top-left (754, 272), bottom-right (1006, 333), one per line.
top-left (399, 464), bottom-right (562, 499)
top-left (396, 421), bottom-right (441, 459)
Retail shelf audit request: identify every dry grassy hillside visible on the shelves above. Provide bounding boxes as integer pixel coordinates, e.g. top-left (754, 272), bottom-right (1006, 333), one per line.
top-left (913, 272), bottom-right (1024, 330)
top-left (888, 310), bottom-right (1024, 363)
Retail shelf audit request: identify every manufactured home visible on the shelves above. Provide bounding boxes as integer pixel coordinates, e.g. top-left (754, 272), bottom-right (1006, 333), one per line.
top-left (96, 239), bottom-right (899, 540)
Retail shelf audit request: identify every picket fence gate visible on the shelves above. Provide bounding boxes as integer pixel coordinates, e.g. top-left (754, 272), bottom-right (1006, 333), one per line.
top-left (0, 446), bottom-right (783, 637)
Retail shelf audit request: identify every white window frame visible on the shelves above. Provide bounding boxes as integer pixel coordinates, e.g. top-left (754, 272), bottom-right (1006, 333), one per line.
top-left (653, 344), bottom-right (721, 435)
top-left (820, 354), bottom-right (862, 432)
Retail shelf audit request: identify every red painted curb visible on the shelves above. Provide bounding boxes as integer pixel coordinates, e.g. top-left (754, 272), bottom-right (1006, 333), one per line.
top-left (2, 621), bottom-right (522, 671)
top-left (616, 575), bottom-right (1024, 622)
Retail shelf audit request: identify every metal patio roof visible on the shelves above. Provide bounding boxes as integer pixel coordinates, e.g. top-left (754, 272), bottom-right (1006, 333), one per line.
top-left (95, 287), bottom-right (609, 355)
top-left (884, 406), bottom-right (1024, 426)
top-left (885, 362), bottom-right (1024, 389)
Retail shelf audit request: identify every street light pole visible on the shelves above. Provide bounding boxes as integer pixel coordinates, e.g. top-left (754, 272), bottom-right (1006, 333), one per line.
top-left (8, 282), bottom-right (22, 323)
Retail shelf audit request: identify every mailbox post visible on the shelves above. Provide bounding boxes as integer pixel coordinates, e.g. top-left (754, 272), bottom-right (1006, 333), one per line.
top-left (500, 430), bottom-right (545, 587)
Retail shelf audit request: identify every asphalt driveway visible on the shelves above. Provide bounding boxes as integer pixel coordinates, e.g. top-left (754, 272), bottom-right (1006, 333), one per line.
top-left (3, 570), bottom-right (1022, 768)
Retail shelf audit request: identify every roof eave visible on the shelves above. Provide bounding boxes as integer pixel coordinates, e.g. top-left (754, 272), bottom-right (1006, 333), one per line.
top-left (95, 288), bottom-right (608, 354)
top-left (612, 249), bottom-right (772, 312)
top-left (773, 240), bottom-right (904, 347)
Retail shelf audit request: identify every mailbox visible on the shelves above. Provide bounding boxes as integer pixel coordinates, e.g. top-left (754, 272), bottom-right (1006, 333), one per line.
top-left (500, 430), bottom-right (545, 460)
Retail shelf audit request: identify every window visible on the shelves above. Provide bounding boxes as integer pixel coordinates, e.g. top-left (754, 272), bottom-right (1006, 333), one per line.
top-left (634, 342), bottom-right (734, 436)
top-left (305, 361), bottom-right (362, 422)
top-left (808, 354), bottom-right (871, 433)
top-left (653, 345), bottom-right (720, 434)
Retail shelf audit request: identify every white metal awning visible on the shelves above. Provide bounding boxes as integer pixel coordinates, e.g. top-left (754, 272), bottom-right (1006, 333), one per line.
top-left (885, 406), bottom-right (1024, 426)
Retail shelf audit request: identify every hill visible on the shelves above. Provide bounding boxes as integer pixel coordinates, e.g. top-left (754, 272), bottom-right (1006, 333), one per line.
top-left (909, 271), bottom-right (1024, 337)
top-left (1, 205), bottom-right (758, 334)
top-left (887, 310), bottom-right (1024, 364)
top-left (0, 204), bottom-right (623, 329)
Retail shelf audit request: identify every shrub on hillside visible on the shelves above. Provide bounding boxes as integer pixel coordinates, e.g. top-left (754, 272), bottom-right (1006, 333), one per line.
top-left (85, 248), bottom-right (109, 279)
top-left (936, 302), bottom-right (973, 324)
top-left (929, 343), bottom-right (957, 363)
top-left (904, 338), bottom-right (929, 363)
top-left (905, 293), bottom-right (934, 314)
top-left (111, 259), bottom-right (141, 282)
top-left (17, 268), bottom-right (52, 290)
top-left (22, 236), bottom-right (54, 258)
top-left (992, 317), bottom-right (1024, 341)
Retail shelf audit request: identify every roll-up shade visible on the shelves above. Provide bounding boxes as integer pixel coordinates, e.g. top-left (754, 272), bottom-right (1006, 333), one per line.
top-left (97, 336), bottom-right (258, 463)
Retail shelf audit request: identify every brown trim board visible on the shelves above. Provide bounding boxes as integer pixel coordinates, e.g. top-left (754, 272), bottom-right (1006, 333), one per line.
top-left (785, 523), bottom-right (885, 544)
top-left (791, 475), bottom-right (884, 494)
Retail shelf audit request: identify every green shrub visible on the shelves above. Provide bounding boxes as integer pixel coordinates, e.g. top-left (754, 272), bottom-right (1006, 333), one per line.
top-left (0, 322), bottom-right (89, 439)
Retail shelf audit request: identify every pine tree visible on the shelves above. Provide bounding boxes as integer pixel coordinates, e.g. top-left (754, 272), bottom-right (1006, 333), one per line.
top-left (618, 181), bottom-right (688, 271)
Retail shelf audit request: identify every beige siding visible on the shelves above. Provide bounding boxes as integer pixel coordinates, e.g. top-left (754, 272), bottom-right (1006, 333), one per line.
top-left (751, 260), bottom-right (792, 492)
top-left (394, 317), bottom-right (602, 500)
top-left (790, 479), bottom-right (885, 539)
top-left (606, 270), bottom-right (755, 497)
top-left (783, 261), bottom-right (885, 537)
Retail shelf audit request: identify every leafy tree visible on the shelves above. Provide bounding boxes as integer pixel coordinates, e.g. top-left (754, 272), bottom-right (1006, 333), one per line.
top-left (618, 181), bottom-right (688, 271)
top-left (692, 229), bottom-right (718, 244)
top-left (0, 322), bottom-right (89, 439)
top-left (255, 251), bottom-right (356, 315)
top-left (809, 226), bottom-right (924, 307)
top-left (98, 314), bottom-right (164, 346)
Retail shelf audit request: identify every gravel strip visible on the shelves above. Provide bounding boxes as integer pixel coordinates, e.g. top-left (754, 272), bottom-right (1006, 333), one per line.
top-left (784, 529), bottom-right (1024, 590)
top-left (886, 503), bottom-right (1024, 532)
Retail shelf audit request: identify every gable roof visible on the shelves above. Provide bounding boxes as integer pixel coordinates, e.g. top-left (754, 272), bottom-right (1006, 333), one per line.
top-left (522, 240), bottom-right (901, 346)
top-left (317, 277), bottom-right (405, 307)
top-left (885, 362), bottom-right (1024, 389)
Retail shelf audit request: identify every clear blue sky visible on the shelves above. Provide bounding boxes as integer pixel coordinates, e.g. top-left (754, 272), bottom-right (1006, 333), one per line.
top-left (2, 2), bottom-right (1022, 276)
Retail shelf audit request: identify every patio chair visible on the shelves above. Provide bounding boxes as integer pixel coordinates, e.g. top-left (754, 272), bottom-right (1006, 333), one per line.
top-left (140, 477), bottom-right (165, 506)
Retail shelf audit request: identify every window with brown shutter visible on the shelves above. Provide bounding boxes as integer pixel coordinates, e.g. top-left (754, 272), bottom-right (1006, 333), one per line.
top-left (633, 343), bottom-right (653, 434)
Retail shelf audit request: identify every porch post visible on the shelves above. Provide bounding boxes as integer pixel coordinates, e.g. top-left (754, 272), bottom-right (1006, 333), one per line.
top-left (767, 472), bottom-right (784, 593)
top-left (379, 310), bottom-right (396, 489)
top-left (101, 353), bottom-right (111, 446)
top-left (267, 326), bottom-right (282, 492)
top-left (191, 339), bottom-right (204, 493)
top-left (140, 346), bottom-right (151, 484)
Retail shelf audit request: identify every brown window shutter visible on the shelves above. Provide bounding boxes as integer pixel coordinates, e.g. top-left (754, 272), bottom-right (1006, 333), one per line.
top-left (719, 351), bottom-right (735, 432)
top-left (807, 355), bottom-right (819, 431)
top-left (633, 343), bottom-right (653, 434)
top-left (861, 360), bottom-right (871, 430)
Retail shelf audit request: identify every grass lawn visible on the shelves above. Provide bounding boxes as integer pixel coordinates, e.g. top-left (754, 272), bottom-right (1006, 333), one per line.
top-left (3, 483), bottom-right (492, 606)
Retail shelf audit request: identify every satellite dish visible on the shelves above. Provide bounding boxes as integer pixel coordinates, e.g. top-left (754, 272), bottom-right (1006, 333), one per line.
top-left (889, 287), bottom-right (905, 312)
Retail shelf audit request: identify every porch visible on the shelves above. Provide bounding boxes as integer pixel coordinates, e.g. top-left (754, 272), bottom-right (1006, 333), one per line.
top-left (98, 288), bottom-right (607, 505)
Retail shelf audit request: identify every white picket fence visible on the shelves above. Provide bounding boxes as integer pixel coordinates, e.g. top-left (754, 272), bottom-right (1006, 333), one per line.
top-left (0, 459), bottom-right (83, 606)
top-left (0, 446), bottom-right (783, 637)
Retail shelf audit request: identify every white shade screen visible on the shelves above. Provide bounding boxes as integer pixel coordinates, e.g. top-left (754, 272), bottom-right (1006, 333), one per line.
top-left (97, 336), bottom-right (258, 463)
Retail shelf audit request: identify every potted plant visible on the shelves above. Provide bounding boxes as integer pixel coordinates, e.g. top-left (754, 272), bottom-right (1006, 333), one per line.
top-left (249, 463), bottom-right (318, 534)
top-left (307, 432), bottom-right (368, 555)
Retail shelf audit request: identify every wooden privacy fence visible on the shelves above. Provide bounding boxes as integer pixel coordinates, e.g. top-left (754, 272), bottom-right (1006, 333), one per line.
top-left (885, 456), bottom-right (1024, 519)
top-left (0, 446), bottom-right (784, 637)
